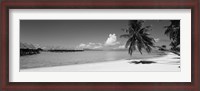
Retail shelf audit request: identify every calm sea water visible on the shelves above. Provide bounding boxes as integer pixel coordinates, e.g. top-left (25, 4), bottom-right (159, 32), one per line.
top-left (20, 51), bottom-right (163, 69)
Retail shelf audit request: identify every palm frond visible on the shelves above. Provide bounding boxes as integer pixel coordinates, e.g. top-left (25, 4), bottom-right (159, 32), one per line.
top-left (145, 44), bottom-right (152, 53)
top-left (142, 35), bottom-right (155, 46)
top-left (136, 40), bottom-right (143, 54)
top-left (164, 26), bottom-right (173, 35)
top-left (164, 20), bottom-right (180, 53)
top-left (125, 37), bottom-right (133, 48)
top-left (128, 41), bottom-right (135, 55)
top-left (120, 34), bottom-right (131, 38)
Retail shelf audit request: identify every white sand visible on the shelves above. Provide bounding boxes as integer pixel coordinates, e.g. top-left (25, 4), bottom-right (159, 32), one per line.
top-left (21, 52), bottom-right (180, 72)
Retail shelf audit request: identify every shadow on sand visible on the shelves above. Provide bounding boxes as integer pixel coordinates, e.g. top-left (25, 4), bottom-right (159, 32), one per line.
top-left (129, 60), bottom-right (156, 64)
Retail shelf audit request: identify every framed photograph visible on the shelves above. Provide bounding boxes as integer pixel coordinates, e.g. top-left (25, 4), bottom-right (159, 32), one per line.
top-left (1, 0), bottom-right (199, 91)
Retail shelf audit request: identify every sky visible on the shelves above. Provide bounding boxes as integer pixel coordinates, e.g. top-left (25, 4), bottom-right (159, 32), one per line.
top-left (20, 20), bottom-right (172, 50)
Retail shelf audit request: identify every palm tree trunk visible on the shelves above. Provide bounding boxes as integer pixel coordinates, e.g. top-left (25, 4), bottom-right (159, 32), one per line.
top-left (155, 46), bottom-right (180, 56)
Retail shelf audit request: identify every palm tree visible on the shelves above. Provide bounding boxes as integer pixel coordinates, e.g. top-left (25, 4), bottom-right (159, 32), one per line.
top-left (120, 20), bottom-right (155, 55)
top-left (164, 20), bottom-right (180, 52)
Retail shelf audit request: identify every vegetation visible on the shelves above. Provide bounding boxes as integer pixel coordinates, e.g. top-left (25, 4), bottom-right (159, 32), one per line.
top-left (20, 42), bottom-right (41, 56)
top-left (164, 20), bottom-right (180, 52)
top-left (120, 20), bottom-right (155, 55)
top-left (162, 20), bottom-right (180, 56)
top-left (121, 20), bottom-right (180, 56)
top-left (48, 49), bottom-right (84, 52)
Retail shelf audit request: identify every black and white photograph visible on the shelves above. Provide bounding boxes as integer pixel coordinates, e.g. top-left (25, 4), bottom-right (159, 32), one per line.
top-left (2, 0), bottom-right (199, 90)
top-left (20, 20), bottom-right (180, 72)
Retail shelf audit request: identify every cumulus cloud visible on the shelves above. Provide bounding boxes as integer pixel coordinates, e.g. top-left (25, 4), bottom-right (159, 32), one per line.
top-left (154, 38), bottom-right (160, 42)
top-left (77, 33), bottom-right (121, 49)
top-left (78, 42), bottom-right (103, 49)
top-left (79, 43), bottom-right (87, 47)
top-left (105, 34), bottom-right (120, 46)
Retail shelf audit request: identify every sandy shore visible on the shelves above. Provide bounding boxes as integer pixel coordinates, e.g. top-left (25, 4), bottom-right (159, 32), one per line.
top-left (21, 52), bottom-right (180, 72)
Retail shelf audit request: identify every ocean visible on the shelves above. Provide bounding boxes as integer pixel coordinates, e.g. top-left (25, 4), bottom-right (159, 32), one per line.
top-left (20, 50), bottom-right (164, 69)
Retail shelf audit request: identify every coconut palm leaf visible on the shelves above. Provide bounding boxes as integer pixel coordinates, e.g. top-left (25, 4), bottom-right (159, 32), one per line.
top-left (125, 37), bottom-right (134, 48)
top-left (128, 40), bottom-right (136, 55)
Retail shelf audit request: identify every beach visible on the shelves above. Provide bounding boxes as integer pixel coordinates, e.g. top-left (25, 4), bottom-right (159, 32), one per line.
top-left (21, 52), bottom-right (180, 72)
